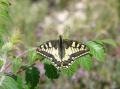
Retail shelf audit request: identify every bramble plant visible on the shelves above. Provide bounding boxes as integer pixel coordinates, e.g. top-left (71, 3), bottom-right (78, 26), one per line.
top-left (0, 0), bottom-right (117, 89)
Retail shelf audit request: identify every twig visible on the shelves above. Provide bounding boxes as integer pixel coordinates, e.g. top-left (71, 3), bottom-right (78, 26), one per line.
top-left (16, 63), bottom-right (36, 74)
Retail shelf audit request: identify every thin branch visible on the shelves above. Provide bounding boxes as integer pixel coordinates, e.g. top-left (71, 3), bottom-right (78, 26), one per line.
top-left (16, 63), bottom-right (36, 74)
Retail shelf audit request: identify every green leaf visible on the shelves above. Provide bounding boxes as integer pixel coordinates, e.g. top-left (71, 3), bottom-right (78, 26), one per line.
top-left (37, 53), bottom-right (51, 64)
top-left (36, 52), bottom-right (46, 62)
top-left (93, 39), bottom-right (117, 47)
top-left (79, 55), bottom-right (93, 69)
top-left (0, 1), bottom-right (9, 12)
top-left (0, 26), bottom-right (8, 35)
top-left (101, 39), bottom-right (117, 47)
top-left (0, 75), bottom-right (19, 89)
top-left (28, 49), bottom-right (37, 64)
top-left (16, 76), bottom-right (23, 89)
top-left (42, 58), bottom-right (52, 64)
top-left (2, 42), bottom-right (13, 52)
top-left (0, 59), bottom-right (3, 67)
top-left (0, 0), bottom-right (11, 28)
top-left (86, 41), bottom-right (106, 62)
top-left (11, 57), bottom-right (22, 74)
top-left (25, 66), bottom-right (40, 89)
top-left (0, 0), bottom-right (10, 24)
top-left (0, 11), bottom-right (10, 25)
top-left (44, 63), bottom-right (60, 79)
top-left (0, 36), bottom-right (4, 48)
top-left (0, 0), bottom-right (9, 5)
top-left (61, 60), bottom-right (78, 77)
top-left (61, 66), bottom-right (77, 77)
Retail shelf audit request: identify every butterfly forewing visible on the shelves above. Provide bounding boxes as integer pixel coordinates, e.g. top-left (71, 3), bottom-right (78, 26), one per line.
top-left (36, 40), bottom-right (62, 68)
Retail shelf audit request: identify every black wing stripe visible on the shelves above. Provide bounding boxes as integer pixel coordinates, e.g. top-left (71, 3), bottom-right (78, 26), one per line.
top-left (70, 50), bottom-right (89, 58)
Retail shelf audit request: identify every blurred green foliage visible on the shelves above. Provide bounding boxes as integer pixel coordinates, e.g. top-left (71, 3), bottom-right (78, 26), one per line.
top-left (0, 75), bottom-right (19, 89)
top-left (0, 0), bottom-right (10, 33)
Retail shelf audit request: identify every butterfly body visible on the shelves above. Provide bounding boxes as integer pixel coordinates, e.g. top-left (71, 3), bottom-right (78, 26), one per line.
top-left (36, 36), bottom-right (90, 69)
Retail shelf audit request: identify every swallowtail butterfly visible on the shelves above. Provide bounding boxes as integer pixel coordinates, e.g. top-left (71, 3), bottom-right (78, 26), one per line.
top-left (36, 36), bottom-right (90, 69)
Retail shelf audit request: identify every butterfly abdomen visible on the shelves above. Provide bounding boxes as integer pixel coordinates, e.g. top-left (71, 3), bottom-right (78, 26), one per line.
top-left (59, 35), bottom-right (65, 59)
